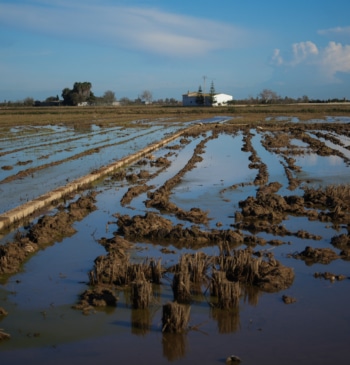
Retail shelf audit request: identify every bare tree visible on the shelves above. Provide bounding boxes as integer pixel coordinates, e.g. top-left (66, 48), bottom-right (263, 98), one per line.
top-left (258, 89), bottom-right (279, 104)
top-left (103, 90), bottom-right (116, 104)
top-left (140, 90), bottom-right (153, 104)
top-left (23, 97), bottom-right (34, 106)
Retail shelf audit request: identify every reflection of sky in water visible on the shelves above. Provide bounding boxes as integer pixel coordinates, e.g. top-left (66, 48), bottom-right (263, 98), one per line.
top-left (295, 153), bottom-right (349, 185)
top-left (289, 138), bottom-right (309, 148)
top-left (0, 126), bottom-right (158, 179)
top-left (0, 125), bottom-right (183, 213)
top-left (252, 132), bottom-right (290, 190)
top-left (171, 133), bottom-right (257, 227)
top-left (265, 116), bottom-right (299, 122)
top-left (333, 133), bottom-right (350, 147)
top-left (308, 131), bottom-right (350, 160)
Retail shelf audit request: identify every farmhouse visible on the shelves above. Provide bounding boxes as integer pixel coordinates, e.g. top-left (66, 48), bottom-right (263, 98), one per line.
top-left (182, 92), bottom-right (233, 107)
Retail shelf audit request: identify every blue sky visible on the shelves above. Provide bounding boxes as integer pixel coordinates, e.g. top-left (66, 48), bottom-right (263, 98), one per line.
top-left (1, 0), bottom-right (350, 101)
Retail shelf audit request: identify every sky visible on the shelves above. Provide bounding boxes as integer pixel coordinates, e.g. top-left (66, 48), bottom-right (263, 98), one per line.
top-left (1, 0), bottom-right (350, 102)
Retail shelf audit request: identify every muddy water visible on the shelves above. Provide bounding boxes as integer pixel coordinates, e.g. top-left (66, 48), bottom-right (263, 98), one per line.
top-left (1, 120), bottom-right (350, 365)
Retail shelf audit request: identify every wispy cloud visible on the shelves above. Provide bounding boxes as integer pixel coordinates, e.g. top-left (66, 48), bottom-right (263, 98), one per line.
top-left (271, 49), bottom-right (283, 66)
top-left (0, 1), bottom-right (252, 57)
top-left (318, 26), bottom-right (350, 36)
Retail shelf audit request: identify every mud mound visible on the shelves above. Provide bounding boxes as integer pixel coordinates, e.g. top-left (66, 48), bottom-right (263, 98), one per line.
top-left (314, 271), bottom-right (347, 282)
top-left (291, 246), bottom-right (339, 265)
top-left (121, 184), bottom-right (154, 206)
top-left (115, 212), bottom-right (244, 248)
top-left (73, 286), bottom-right (118, 313)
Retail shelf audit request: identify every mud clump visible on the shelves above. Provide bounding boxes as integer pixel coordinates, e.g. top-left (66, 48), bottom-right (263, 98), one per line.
top-left (303, 185), bottom-right (350, 223)
top-left (115, 211), bottom-right (244, 248)
top-left (314, 272), bottom-right (347, 282)
top-left (282, 295), bottom-right (297, 304)
top-left (27, 211), bottom-right (76, 244)
top-left (331, 234), bottom-right (350, 258)
top-left (73, 286), bottom-right (118, 314)
top-left (146, 190), bottom-right (209, 224)
top-left (291, 246), bottom-right (339, 265)
top-left (98, 234), bottom-right (133, 253)
top-left (121, 184), bottom-right (154, 206)
top-left (238, 191), bottom-right (305, 222)
top-left (150, 157), bottom-right (171, 167)
top-left (0, 239), bottom-right (38, 276)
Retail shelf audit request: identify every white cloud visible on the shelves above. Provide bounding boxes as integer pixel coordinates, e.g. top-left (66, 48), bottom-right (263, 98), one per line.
top-left (291, 41), bottom-right (319, 65)
top-left (271, 40), bottom-right (350, 82)
top-left (0, 1), bottom-right (252, 57)
top-left (321, 41), bottom-right (350, 78)
top-left (271, 41), bottom-right (318, 67)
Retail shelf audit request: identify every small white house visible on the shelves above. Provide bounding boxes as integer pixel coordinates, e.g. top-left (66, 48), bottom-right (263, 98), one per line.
top-left (182, 92), bottom-right (233, 107)
top-left (213, 93), bottom-right (233, 106)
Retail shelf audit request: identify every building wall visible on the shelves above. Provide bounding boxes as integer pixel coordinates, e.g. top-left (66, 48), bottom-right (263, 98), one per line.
top-left (182, 94), bottom-right (198, 106)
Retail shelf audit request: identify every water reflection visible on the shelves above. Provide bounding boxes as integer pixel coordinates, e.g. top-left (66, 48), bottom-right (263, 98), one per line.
top-left (162, 332), bottom-right (188, 361)
top-left (242, 285), bottom-right (262, 307)
top-left (131, 308), bottom-right (152, 336)
top-left (210, 307), bottom-right (240, 334)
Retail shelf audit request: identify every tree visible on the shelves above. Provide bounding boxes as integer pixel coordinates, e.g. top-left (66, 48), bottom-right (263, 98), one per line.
top-left (119, 97), bottom-right (132, 105)
top-left (208, 81), bottom-right (216, 105)
top-left (140, 90), bottom-right (152, 104)
top-left (258, 89), bottom-right (279, 104)
top-left (196, 85), bottom-right (204, 105)
top-left (23, 97), bottom-right (34, 106)
top-left (61, 82), bottom-right (93, 106)
top-left (45, 95), bottom-right (59, 102)
top-left (102, 90), bottom-right (116, 104)
top-left (300, 95), bottom-right (309, 103)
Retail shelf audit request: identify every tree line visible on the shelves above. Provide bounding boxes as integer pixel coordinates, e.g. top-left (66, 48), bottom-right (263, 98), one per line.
top-left (1, 82), bottom-right (349, 107)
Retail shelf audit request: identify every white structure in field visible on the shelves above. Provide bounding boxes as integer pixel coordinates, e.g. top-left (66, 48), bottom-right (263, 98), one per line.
top-left (182, 92), bottom-right (233, 107)
top-left (213, 93), bottom-right (233, 106)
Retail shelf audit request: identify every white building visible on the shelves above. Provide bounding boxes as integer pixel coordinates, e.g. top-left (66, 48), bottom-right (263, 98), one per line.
top-left (182, 92), bottom-right (233, 106)
top-left (212, 93), bottom-right (233, 106)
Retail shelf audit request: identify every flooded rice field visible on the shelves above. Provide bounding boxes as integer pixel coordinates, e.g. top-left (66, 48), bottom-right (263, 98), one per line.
top-left (1, 115), bottom-right (350, 365)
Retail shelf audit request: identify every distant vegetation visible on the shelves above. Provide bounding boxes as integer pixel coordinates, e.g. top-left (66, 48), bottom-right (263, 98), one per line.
top-left (0, 81), bottom-right (349, 107)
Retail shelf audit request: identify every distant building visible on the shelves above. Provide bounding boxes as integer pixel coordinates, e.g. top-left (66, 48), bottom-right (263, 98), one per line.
top-left (182, 92), bottom-right (233, 107)
top-left (212, 93), bottom-right (233, 106)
